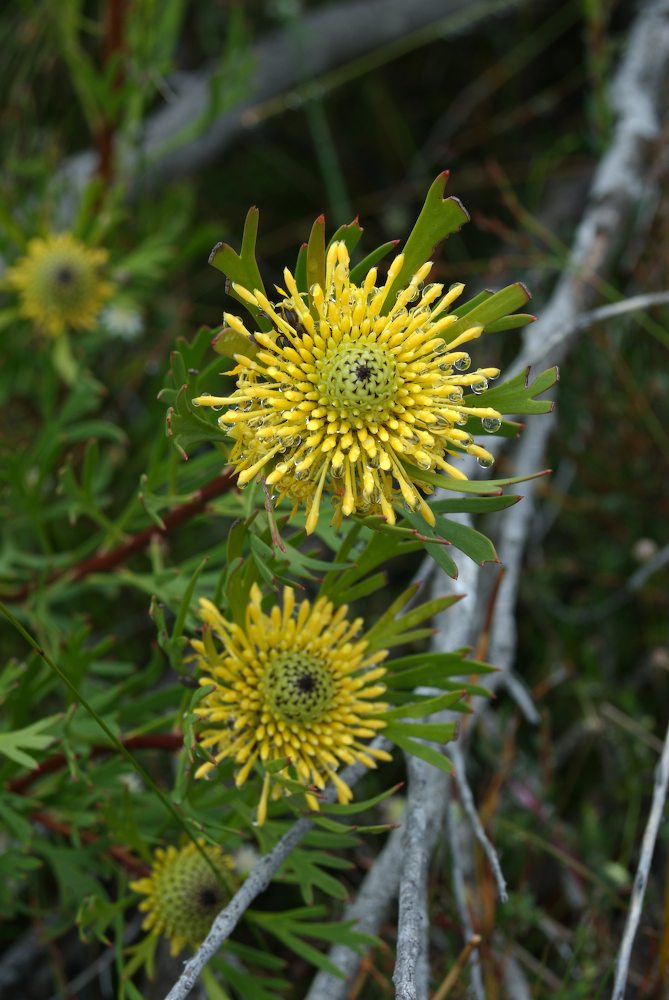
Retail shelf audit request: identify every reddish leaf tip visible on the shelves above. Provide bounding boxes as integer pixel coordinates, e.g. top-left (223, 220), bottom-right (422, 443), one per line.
top-left (208, 241), bottom-right (224, 264)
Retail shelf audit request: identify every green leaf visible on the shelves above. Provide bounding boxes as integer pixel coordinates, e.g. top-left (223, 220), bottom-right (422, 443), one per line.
top-left (429, 495), bottom-right (521, 514)
top-left (0, 714), bottom-right (59, 768)
top-left (162, 384), bottom-right (224, 460)
top-left (466, 366), bottom-right (559, 415)
top-left (349, 240), bottom-right (399, 284)
top-left (385, 720), bottom-right (458, 742)
top-left (209, 207), bottom-right (269, 329)
top-left (380, 691), bottom-right (468, 719)
top-left (294, 242), bottom-right (308, 292)
top-left (485, 313), bottom-right (536, 333)
top-left (401, 508), bottom-right (497, 565)
top-left (212, 326), bottom-right (260, 362)
top-left (381, 172), bottom-right (470, 311)
top-left (389, 733), bottom-right (454, 775)
top-left (320, 781), bottom-right (405, 816)
top-left (432, 516), bottom-right (498, 565)
top-left (452, 289), bottom-right (493, 316)
top-left (306, 214), bottom-right (326, 294)
top-left (401, 463), bottom-right (551, 495)
top-left (364, 588), bottom-right (461, 653)
top-left (327, 218), bottom-right (363, 257)
top-left (443, 282), bottom-right (532, 343)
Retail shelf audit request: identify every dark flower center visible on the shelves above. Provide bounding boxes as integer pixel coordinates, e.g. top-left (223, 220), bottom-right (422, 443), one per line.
top-left (264, 651), bottom-right (335, 723)
top-left (55, 266), bottom-right (75, 286)
top-left (198, 886), bottom-right (221, 909)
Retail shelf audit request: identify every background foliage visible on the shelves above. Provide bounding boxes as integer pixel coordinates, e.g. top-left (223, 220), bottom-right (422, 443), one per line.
top-left (1, 1), bottom-right (668, 998)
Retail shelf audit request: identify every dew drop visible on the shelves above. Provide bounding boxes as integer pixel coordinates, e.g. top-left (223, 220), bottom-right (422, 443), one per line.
top-left (482, 417), bottom-right (501, 433)
top-left (471, 379), bottom-right (488, 395)
top-left (192, 399), bottom-right (201, 407)
top-left (448, 388), bottom-right (464, 403)
top-left (211, 404), bottom-right (223, 412)
top-left (433, 339), bottom-right (448, 356)
top-left (477, 456), bottom-right (495, 469)
top-left (453, 354), bottom-right (471, 372)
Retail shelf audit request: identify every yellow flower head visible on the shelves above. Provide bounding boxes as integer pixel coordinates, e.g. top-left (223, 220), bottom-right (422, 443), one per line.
top-left (194, 242), bottom-right (502, 533)
top-left (6, 232), bottom-right (113, 335)
top-left (130, 841), bottom-right (235, 956)
top-left (192, 584), bottom-right (391, 824)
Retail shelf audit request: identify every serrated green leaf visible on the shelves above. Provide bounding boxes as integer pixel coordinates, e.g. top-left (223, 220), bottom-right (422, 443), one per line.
top-left (381, 173), bottom-right (469, 311)
top-left (209, 207), bottom-right (269, 329)
top-left (466, 366), bottom-right (559, 416)
top-left (0, 714), bottom-right (59, 768)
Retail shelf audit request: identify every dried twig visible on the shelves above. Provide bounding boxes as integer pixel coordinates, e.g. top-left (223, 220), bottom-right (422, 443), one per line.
top-left (305, 825), bottom-right (406, 1000)
top-left (611, 719), bottom-right (669, 1000)
top-left (450, 742), bottom-right (508, 903)
top-left (58, 0), bottom-right (531, 206)
top-left (393, 754), bottom-right (448, 1000)
top-left (446, 793), bottom-right (486, 1000)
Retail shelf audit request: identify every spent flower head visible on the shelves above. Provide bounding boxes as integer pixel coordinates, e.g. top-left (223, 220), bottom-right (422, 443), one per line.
top-left (6, 232), bottom-right (113, 336)
top-left (194, 241), bottom-right (502, 533)
top-left (192, 583), bottom-right (391, 824)
top-left (130, 841), bottom-right (235, 956)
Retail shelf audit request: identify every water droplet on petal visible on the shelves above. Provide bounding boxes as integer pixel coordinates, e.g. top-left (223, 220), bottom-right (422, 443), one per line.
top-left (482, 417), bottom-right (501, 433)
top-left (477, 456), bottom-right (495, 469)
top-left (454, 354), bottom-right (471, 372)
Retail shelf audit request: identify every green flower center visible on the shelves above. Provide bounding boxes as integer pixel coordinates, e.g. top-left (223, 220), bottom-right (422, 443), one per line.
top-left (264, 651), bottom-right (335, 723)
top-left (154, 848), bottom-right (230, 946)
top-left (36, 254), bottom-right (92, 310)
top-left (320, 343), bottom-right (397, 416)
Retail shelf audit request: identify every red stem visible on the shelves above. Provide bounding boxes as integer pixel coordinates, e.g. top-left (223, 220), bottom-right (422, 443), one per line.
top-left (8, 732), bottom-right (183, 795)
top-left (4, 470), bottom-right (236, 602)
top-left (31, 809), bottom-right (149, 876)
top-left (97, 0), bottom-right (125, 187)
